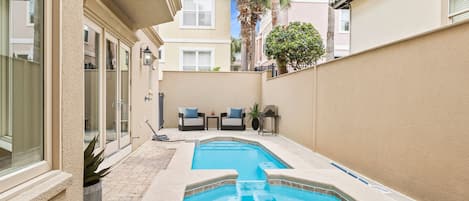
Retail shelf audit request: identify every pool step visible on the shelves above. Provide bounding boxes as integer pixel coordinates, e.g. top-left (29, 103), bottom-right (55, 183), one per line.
top-left (253, 192), bottom-right (277, 201)
top-left (236, 180), bottom-right (267, 199)
top-left (258, 162), bottom-right (276, 170)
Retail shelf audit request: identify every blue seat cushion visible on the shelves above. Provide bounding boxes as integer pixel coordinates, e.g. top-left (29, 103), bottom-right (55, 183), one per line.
top-left (229, 108), bottom-right (242, 118)
top-left (185, 108), bottom-right (198, 118)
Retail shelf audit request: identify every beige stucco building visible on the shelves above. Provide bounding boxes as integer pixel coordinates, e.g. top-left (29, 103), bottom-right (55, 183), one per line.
top-left (0, 0), bottom-right (180, 200)
top-left (256, 0), bottom-right (351, 67)
top-left (157, 0), bottom-right (231, 76)
top-left (331, 0), bottom-right (469, 53)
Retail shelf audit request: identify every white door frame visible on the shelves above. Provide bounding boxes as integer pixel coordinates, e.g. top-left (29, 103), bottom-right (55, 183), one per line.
top-left (119, 43), bottom-right (131, 149)
top-left (83, 17), bottom-right (104, 153)
top-left (104, 32), bottom-right (119, 157)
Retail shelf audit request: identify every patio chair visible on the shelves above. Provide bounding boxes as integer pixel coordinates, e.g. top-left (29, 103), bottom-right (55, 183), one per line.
top-left (220, 107), bottom-right (246, 130)
top-left (178, 107), bottom-right (205, 131)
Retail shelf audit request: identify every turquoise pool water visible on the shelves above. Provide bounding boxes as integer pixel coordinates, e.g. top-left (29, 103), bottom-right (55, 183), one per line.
top-left (184, 141), bottom-right (341, 201)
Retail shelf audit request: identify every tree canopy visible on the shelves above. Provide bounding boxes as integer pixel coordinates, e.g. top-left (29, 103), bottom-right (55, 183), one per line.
top-left (265, 22), bottom-right (325, 73)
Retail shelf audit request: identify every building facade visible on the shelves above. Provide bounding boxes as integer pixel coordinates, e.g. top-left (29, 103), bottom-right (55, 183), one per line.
top-left (255, 0), bottom-right (351, 67)
top-left (157, 0), bottom-right (231, 75)
top-left (0, 0), bottom-right (180, 200)
top-left (331, 0), bottom-right (469, 53)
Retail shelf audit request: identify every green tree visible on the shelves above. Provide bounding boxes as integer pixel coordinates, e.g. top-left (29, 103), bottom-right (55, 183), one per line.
top-left (231, 37), bottom-right (241, 63)
top-left (265, 22), bottom-right (325, 74)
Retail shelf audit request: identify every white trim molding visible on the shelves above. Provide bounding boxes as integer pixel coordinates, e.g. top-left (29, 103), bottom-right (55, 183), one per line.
top-left (163, 38), bottom-right (230, 44)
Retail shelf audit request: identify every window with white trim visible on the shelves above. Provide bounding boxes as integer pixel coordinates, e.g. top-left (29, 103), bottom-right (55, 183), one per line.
top-left (181, 0), bottom-right (214, 27)
top-left (339, 9), bottom-right (350, 32)
top-left (1, 0), bottom-right (44, 178)
top-left (181, 50), bottom-right (212, 71)
top-left (449, 0), bottom-right (469, 23)
top-left (158, 46), bottom-right (165, 62)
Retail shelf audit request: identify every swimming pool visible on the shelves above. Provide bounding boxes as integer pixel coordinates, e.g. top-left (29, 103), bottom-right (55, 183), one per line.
top-left (184, 140), bottom-right (343, 201)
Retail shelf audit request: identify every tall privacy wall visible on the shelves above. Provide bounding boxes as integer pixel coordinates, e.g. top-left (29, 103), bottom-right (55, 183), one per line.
top-left (159, 71), bottom-right (262, 128)
top-left (262, 21), bottom-right (469, 201)
top-left (159, 21), bottom-right (469, 201)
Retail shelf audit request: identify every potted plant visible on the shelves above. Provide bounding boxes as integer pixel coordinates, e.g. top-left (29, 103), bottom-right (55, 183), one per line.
top-left (84, 137), bottom-right (111, 201)
top-left (248, 103), bottom-right (260, 130)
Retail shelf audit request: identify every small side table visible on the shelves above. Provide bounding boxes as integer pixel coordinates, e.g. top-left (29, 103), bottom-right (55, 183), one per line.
top-left (206, 116), bottom-right (219, 130)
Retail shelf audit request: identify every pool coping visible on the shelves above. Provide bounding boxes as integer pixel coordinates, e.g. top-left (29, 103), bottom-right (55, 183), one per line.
top-left (142, 134), bottom-right (399, 201)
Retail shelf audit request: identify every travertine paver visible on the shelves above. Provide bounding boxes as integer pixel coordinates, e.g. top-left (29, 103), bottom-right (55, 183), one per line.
top-left (102, 141), bottom-right (176, 201)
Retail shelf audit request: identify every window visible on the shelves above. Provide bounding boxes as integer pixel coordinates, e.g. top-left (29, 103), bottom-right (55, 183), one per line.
top-left (449, 0), bottom-right (469, 23)
top-left (158, 46), bottom-right (165, 62)
top-left (84, 27), bottom-right (89, 43)
top-left (339, 9), bottom-right (350, 32)
top-left (181, 49), bottom-right (213, 71)
top-left (83, 23), bottom-right (101, 148)
top-left (1, 0), bottom-right (44, 180)
top-left (181, 0), bottom-right (214, 28)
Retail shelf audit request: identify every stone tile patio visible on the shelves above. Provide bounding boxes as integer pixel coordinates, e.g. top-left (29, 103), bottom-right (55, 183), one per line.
top-left (102, 141), bottom-right (176, 201)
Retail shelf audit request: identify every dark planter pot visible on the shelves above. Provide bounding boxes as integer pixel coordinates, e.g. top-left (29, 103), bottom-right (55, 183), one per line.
top-left (252, 118), bottom-right (259, 130)
top-left (84, 182), bottom-right (102, 201)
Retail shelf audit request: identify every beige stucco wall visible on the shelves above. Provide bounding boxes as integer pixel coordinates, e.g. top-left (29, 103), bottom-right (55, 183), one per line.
top-left (157, 0), bottom-right (231, 72)
top-left (159, 42), bottom-right (231, 73)
top-left (158, 0), bottom-right (230, 40)
top-left (159, 71), bottom-right (262, 128)
top-left (262, 21), bottom-right (469, 201)
top-left (60, 0), bottom-right (84, 199)
top-left (261, 69), bottom-right (316, 149)
top-left (129, 30), bottom-right (160, 150)
top-left (350, 0), bottom-right (446, 53)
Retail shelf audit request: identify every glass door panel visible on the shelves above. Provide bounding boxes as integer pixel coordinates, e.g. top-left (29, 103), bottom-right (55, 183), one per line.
top-left (105, 35), bottom-right (118, 155)
top-left (119, 44), bottom-right (130, 148)
top-left (83, 23), bottom-right (101, 148)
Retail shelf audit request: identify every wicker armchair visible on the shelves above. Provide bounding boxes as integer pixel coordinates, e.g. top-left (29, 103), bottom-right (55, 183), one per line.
top-left (178, 110), bottom-right (205, 131)
top-left (220, 112), bottom-right (246, 130)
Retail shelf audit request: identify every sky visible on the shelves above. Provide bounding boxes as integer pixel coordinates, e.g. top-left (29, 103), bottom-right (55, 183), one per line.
top-left (231, 0), bottom-right (240, 38)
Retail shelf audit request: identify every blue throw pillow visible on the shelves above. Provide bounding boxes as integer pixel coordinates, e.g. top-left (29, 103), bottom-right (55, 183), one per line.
top-left (185, 108), bottom-right (198, 118)
top-left (229, 108), bottom-right (242, 118)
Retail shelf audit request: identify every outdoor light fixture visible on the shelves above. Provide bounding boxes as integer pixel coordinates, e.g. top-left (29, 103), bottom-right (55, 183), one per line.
top-left (142, 46), bottom-right (153, 66)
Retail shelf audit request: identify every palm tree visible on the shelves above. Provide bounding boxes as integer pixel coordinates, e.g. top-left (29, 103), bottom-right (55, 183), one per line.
top-left (237, 0), bottom-right (251, 71)
top-left (326, 6), bottom-right (335, 61)
top-left (237, 0), bottom-right (268, 71)
top-left (270, 0), bottom-right (291, 27)
top-left (248, 0), bottom-right (268, 71)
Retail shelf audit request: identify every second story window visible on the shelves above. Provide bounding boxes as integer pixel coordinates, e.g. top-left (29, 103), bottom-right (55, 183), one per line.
top-left (339, 9), bottom-right (350, 33)
top-left (181, 0), bottom-right (214, 28)
top-left (449, 0), bottom-right (469, 23)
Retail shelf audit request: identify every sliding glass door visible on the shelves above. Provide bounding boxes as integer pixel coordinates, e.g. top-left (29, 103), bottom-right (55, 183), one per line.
top-left (119, 44), bottom-right (130, 149)
top-left (103, 33), bottom-right (131, 156)
top-left (105, 34), bottom-right (119, 156)
top-left (83, 21), bottom-right (101, 149)
top-left (84, 23), bottom-right (131, 156)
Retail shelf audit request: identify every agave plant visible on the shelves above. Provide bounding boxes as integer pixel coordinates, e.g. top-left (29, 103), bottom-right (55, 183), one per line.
top-left (84, 137), bottom-right (111, 187)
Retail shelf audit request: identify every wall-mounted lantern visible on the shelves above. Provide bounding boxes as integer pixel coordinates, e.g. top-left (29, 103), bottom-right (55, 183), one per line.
top-left (141, 46), bottom-right (153, 66)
